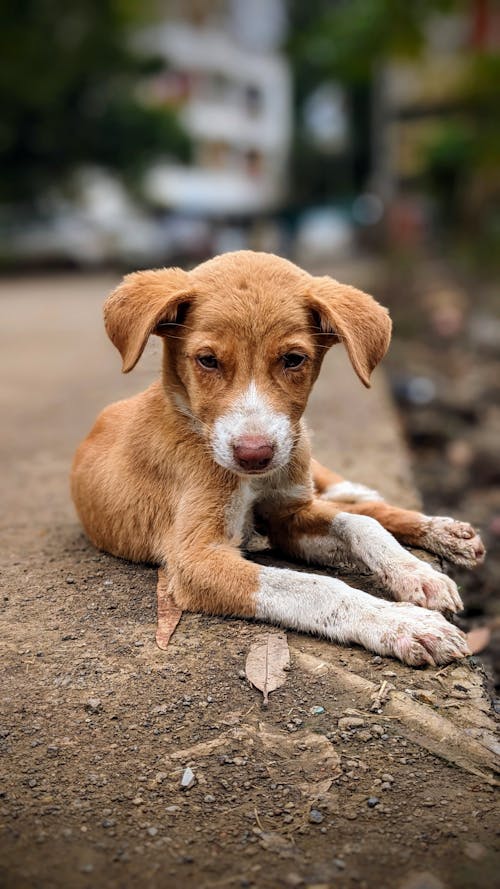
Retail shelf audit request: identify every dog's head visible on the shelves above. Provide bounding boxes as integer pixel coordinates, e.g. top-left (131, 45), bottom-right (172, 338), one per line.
top-left (104, 251), bottom-right (391, 476)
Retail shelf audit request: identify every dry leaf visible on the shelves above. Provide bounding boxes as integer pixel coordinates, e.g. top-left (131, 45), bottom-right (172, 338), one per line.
top-left (466, 627), bottom-right (491, 655)
top-left (156, 568), bottom-right (182, 649)
top-left (245, 632), bottom-right (290, 706)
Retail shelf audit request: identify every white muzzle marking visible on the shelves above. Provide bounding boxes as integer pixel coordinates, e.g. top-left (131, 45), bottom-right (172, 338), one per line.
top-left (211, 381), bottom-right (292, 474)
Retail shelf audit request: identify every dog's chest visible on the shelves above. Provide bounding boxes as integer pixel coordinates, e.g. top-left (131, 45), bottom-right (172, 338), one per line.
top-left (225, 482), bottom-right (257, 547)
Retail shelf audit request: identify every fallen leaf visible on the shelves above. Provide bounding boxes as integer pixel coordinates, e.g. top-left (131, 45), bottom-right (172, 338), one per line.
top-left (245, 632), bottom-right (290, 707)
top-left (156, 568), bottom-right (182, 649)
top-left (466, 626), bottom-right (491, 655)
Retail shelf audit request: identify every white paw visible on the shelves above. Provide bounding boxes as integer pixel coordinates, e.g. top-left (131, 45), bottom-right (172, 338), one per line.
top-left (373, 602), bottom-right (470, 666)
top-left (322, 480), bottom-right (383, 503)
top-left (422, 516), bottom-right (485, 568)
top-left (385, 559), bottom-right (463, 613)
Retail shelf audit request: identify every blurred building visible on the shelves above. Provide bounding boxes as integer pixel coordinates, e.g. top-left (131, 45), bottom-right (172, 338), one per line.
top-left (139, 0), bottom-right (292, 218)
top-left (374, 0), bottom-right (500, 201)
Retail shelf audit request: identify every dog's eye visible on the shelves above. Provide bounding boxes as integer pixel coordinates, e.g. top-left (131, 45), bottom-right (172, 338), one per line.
top-left (282, 352), bottom-right (306, 370)
top-left (197, 354), bottom-right (218, 370)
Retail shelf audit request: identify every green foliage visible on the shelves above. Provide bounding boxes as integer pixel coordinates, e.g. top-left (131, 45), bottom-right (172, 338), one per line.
top-left (0, 0), bottom-right (190, 203)
top-left (288, 0), bottom-right (462, 84)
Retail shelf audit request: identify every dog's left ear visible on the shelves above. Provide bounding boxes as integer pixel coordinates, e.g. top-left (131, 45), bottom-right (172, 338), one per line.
top-left (306, 275), bottom-right (392, 387)
top-left (104, 268), bottom-right (191, 372)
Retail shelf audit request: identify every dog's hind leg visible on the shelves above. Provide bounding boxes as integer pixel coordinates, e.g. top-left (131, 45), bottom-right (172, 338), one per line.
top-left (311, 458), bottom-right (383, 503)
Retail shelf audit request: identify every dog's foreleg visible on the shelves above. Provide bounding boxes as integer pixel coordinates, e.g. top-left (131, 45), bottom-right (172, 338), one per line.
top-left (331, 501), bottom-right (485, 569)
top-left (166, 534), bottom-right (468, 666)
top-left (269, 500), bottom-right (465, 613)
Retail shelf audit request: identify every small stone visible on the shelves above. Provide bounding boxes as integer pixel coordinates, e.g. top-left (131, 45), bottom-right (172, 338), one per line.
top-left (309, 808), bottom-right (324, 824)
top-left (66, 577), bottom-right (75, 584)
top-left (165, 805), bottom-right (180, 813)
top-left (204, 794), bottom-right (215, 803)
top-left (284, 875), bottom-right (304, 887)
top-left (180, 767), bottom-right (196, 790)
top-left (381, 782), bottom-right (392, 791)
top-left (238, 670), bottom-right (246, 679)
top-left (371, 656), bottom-right (383, 665)
top-left (334, 859), bottom-right (346, 869)
top-left (371, 724), bottom-right (384, 736)
top-left (85, 698), bottom-right (101, 713)
top-left (367, 797), bottom-right (379, 808)
top-left (102, 818), bottom-right (115, 828)
top-left (357, 731), bottom-right (373, 742)
top-left (310, 706), bottom-right (325, 716)
top-left (147, 827), bottom-right (158, 837)
top-left (338, 717), bottom-right (365, 730)
top-left (382, 773), bottom-right (394, 783)
top-left (132, 797), bottom-right (143, 806)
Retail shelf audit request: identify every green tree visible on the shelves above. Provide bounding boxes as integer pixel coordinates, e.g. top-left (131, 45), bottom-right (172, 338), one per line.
top-left (0, 0), bottom-right (190, 203)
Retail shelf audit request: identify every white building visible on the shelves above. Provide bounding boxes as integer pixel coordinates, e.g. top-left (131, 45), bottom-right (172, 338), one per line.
top-left (139, 0), bottom-right (292, 217)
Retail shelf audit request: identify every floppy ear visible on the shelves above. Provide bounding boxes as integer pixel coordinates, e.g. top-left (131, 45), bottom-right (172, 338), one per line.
top-left (104, 267), bottom-right (191, 373)
top-left (307, 275), bottom-right (392, 387)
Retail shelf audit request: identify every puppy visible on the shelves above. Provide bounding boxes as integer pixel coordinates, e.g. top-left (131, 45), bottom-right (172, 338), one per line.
top-left (71, 251), bottom-right (485, 665)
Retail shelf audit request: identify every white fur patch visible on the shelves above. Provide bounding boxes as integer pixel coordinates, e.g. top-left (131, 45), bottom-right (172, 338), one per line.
top-left (225, 482), bottom-right (256, 546)
top-left (212, 381), bottom-right (292, 474)
top-left (254, 565), bottom-right (468, 664)
top-left (290, 512), bottom-right (462, 613)
top-left (321, 480), bottom-right (383, 503)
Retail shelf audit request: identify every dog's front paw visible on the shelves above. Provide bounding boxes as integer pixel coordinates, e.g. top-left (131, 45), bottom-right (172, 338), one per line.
top-left (386, 560), bottom-right (463, 613)
top-left (422, 516), bottom-right (485, 568)
top-left (372, 603), bottom-right (470, 667)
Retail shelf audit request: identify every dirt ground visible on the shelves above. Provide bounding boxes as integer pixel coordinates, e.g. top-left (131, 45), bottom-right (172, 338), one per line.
top-left (1, 271), bottom-right (499, 889)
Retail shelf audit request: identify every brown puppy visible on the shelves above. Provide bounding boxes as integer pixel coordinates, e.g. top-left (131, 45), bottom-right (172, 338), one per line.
top-left (71, 251), bottom-right (485, 665)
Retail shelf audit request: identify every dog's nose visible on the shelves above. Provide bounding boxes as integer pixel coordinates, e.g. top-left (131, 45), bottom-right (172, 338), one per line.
top-left (233, 436), bottom-right (274, 471)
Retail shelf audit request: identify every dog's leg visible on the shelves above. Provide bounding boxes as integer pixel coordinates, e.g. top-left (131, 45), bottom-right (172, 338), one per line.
top-left (311, 458), bottom-right (383, 503)
top-left (330, 501), bottom-right (485, 570)
top-left (165, 530), bottom-right (468, 666)
top-left (311, 460), bottom-right (485, 568)
top-left (268, 499), bottom-right (468, 613)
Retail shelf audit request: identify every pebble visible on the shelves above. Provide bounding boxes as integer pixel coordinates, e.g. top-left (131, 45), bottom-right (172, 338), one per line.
top-left (357, 730), bottom-right (373, 742)
top-left (367, 797), bottom-right (379, 808)
top-left (310, 706), bottom-right (325, 716)
top-left (308, 808), bottom-right (324, 824)
top-left (85, 698), bottom-right (102, 713)
top-left (146, 827), bottom-right (158, 837)
top-left (165, 805), bottom-right (180, 813)
top-left (180, 767), bottom-right (196, 790)
top-left (204, 794), bottom-right (215, 803)
top-left (338, 717), bottom-right (364, 730)
top-left (382, 773), bottom-right (394, 783)
top-left (102, 818), bottom-right (115, 828)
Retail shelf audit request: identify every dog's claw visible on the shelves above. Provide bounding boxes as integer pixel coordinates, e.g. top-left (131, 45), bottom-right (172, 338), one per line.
top-left (386, 561), bottom-right (463, 614)
top-left (376, 603), bottom-right (470, 666)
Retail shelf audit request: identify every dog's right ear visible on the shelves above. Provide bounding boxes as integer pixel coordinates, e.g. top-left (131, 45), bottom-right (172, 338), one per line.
top-left (104, 268), bottom-right (191, 373)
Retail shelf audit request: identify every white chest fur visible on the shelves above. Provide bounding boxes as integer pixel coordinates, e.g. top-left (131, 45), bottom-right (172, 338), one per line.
top-left (225, 482), bottom-right (257, 547)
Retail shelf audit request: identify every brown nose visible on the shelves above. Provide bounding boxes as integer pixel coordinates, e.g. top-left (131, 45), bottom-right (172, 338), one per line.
top-left (233, 436), bottom-right (274, 471)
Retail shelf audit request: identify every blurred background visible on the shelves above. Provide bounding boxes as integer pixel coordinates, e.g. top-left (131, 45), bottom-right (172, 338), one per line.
top-left (1, 0), bottom-right (499, 685)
